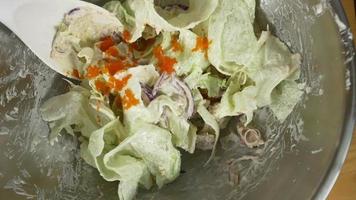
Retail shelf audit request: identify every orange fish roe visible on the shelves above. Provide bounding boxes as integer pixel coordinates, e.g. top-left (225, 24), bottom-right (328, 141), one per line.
top-left (99, 36), bottom-right (115, 52)
top-left (171, 35), bottom-right (183, 52)
top-left (192, 36), bottom-right (211, 58)
top-left (153, 45), bottom-right (177, 74)
top-left (94, 79), bottom-right (110, 96)
top-left (105, 60), bottom-right (125, 76)
top-left (122, 30), bottom-right (132, 42)
top-left (71, 69), bottom-right (82, 79)
top-left (108, 74), bottom-right (132, 92)
top-left (105, 46), bottom-right (119, 57)
top-left (86, 65), bottom-right (101, 79)
top-left (122, 89), bottom-right (139, 110)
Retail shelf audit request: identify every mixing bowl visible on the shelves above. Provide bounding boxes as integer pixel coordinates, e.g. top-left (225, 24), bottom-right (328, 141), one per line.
top-left (0, 0), bottom-right (355, 199)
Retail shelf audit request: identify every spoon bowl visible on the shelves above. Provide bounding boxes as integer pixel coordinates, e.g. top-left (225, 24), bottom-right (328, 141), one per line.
top-left (0, 0), bottom-right (109, 78)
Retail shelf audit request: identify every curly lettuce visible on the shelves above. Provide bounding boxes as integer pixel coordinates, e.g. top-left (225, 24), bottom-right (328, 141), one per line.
top-left (43, 0), bottom-right (305, 200)
top-left (104, 0), bottom-right (218, 42)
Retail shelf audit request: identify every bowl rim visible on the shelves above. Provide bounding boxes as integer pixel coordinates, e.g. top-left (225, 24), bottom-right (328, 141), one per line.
top-left (313, 1), bottom-right (356, 199)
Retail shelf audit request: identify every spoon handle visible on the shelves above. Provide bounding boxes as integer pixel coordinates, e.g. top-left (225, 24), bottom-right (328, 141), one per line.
top-left (0, 0), bottom-right (92, 76)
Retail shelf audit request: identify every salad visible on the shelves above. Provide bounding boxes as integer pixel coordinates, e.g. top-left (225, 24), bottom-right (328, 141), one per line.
top-left (40, 0), bottom-right (303, 199)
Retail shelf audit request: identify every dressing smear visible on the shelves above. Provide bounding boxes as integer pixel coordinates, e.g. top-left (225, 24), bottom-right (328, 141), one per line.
top-left (40, 0), bottom-right (304, 200)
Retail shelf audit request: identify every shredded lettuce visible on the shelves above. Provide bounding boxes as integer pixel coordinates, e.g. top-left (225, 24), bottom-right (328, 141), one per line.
top-left (104, 1), bottom-right (136, 29)
top-left (145, 73), bottom-right (197, 153)
top-left (147, 95), bottom-right (185, 122)
top-left (103, 122), bottom-right (180, 196)
top-left (197, 103), bottom-right (220, 164)
top-left (197, 73), bottom-right (225, 97)
top-left (211, 30), bottom-right (301, 124)
top-left (104, 0), bottom-right (218, 42)
top-left (154, 0), bottom-right (218, 29)
top-left (88, 119), bottom-right (127, 181)
top-left (211, 72), bottom-right (257, 124)
top-left (40, 85), bottom-right (100, 141)
top-left (208, 0), bottom-right (258, 75)
top-left (166, 111), bottom-right (197, 153)
top-left (44, 1), bottom-right (305, 200)
top-left (246, 32), bottom-right (302, 107)
top-left (128, 64), bottom-right (160, 86)
top-left (270, 80), bottom-right (303, 121)
top-left (159, 30), bottom-right (210, 76)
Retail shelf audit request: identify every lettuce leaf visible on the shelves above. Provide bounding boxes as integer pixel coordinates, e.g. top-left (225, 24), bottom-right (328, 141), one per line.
top-left (87, 120), bottom-right (151, 200)
top-left (104, 1), bottom-right (136, 28)
top-left (159, 30), bottom-right (210, 76)
top-left (40, 85), bottom-right (100, 141)
top-left (208, 0), bottom-right (258, 75)
top-left (87, 120), bottom-right (180, 200)
top-left (112, 155), bottom-right (151, 200)
top-left (116, 0), bottom-right (176, 42)
top-left (166, 111), bottom-right (197, 153)
top-left (270, 80), bottom-right (303, 121)
top-left (184, 67), bottom-right (204, 89)
top-left (246, 32), bottom-right (301, 107)
top-left (155, 0), bottom-right (218, 29)
top-left (103, 123), bottom-right (180, 196)
top-left (146, 95), bottom-right (185, 122)
top-left (128, 64), bottom-right (160, 86)
top-left (147, 95), bottom-right (197, 153)
top-left (210, 31), bottom-right (301, 124)
top-left (197, 103), bottom-right (220, 163)
top-left (212, 75), bottom-right (258, 124)
top-left (88, 119), bottom-right (128, 181)
top-left (196, 73), bottom-right (225, 97)
top-left (105, 0), bottom-right (218, 42)
top-left (146, 90), bottom-right (197, 153)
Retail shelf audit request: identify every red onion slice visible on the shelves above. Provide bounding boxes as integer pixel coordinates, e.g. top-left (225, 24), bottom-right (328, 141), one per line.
top-left (237, 126), bottom-right (265, 148)
top-left (152, 73), bottom-right (169, 96)
top-left (172, 76), bottom-right (194, 118)
top-left (68, 7), bottom-right (80, 15)
top-left (152, 73), bottom-right (194, 118)
top-left (141, 83), bottom-right (155, 101)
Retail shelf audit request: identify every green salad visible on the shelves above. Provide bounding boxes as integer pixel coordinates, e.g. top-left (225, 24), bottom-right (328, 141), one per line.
top-left (40, 0), bottom-right (303, 199)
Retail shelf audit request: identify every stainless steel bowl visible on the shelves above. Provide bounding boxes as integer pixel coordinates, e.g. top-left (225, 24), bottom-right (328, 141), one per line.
top-left (0, 0), bottom-right (355, 199)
